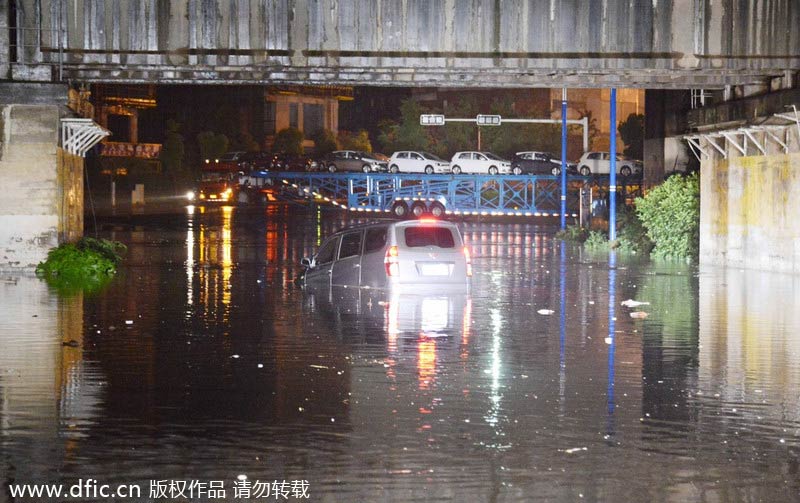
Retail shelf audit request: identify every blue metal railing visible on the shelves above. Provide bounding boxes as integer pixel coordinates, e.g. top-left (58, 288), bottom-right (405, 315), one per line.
top-left (241, 171), bottom-right (589, 217)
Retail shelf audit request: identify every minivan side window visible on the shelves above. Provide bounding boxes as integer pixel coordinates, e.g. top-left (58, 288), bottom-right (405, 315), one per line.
top-left (364, 227), bottom-right (388, 253)
top-left (315, 237), bottom-right (338, 265)
top-left (339, 232), bottom-right (362, 259)
top-left (404, 227), bottom-right (456, 248)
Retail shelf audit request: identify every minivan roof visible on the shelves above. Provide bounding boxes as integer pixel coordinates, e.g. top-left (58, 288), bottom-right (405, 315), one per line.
top-left (330, 218), bottom-right (457, 236)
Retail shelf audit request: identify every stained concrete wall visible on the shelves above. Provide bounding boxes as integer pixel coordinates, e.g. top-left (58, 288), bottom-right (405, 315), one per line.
top-left (0, 100), bottom-right (80, 270)
top-left (700, 153), bottom-right (800, 272)
top-left (9, 0), bottom-right (800, 87)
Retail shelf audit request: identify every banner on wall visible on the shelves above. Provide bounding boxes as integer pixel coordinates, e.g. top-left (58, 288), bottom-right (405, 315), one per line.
top-left (100, 142), bottom-right (162, 159)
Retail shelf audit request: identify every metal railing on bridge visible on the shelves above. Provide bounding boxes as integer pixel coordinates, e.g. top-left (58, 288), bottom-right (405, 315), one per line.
top-left (2, 26), bottom-right (64, 81)
top-left (239, 171), bottom-right (636, 219)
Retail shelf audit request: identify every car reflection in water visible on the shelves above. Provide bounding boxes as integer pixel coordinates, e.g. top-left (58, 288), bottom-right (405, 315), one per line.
top-left (303, 283), bottom-right (472, 382)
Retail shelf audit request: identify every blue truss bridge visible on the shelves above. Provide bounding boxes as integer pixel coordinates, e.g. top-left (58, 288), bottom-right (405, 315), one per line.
top-left (239, 171), bottom-right (641, 219)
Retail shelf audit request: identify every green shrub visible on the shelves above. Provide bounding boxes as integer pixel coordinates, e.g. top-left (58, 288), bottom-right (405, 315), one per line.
top-left (272, 128), bottom-right (304, 155)
top-left (635, 172), bottom-right (700, 259)
top-left (36, 238), bottom-right (126, 292)
top-left (585, 230), bottom-right (610, 250)
top-left (555, 225), bottom-right (589, 243)
top-left (615, 206), bottom-right (654, 255)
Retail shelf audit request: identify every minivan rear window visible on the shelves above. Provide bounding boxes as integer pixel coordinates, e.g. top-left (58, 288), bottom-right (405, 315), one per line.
top-left (364, 227), bottom-right (388, 253)
top-left (404, 227), bottom-right (455, 248)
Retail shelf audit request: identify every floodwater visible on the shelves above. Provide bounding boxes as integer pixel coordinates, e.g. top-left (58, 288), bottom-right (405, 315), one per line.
top-left (2, 204), bottom-right (800, 502)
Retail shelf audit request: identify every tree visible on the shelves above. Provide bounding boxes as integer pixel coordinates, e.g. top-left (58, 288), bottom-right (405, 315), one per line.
top-left (618, 113), bottom-right (644, 160)
top-left (196, 131), bottom-right (229, 163)
top-left (272, 127), bottom-right (304, 155)
top-left (338, 130), bottom-right (372, 152)
top-left (230, 130), bottom-right (260, 152)
top-left (311, 129), bottom-right (338, 157)
top-left (394, 100), bottom-right (431, 151)
top-left (376, 119), bottom-right (401, 154)
top-left (160, 119), bottom-right (185, 173)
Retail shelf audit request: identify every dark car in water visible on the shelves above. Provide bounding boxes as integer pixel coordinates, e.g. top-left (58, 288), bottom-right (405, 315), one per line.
top-left (510, 151), bottom-right (577, 176)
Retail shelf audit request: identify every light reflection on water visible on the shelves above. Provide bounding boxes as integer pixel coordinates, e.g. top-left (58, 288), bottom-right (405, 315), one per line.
top-left (0, 205), bottom-right (799, 501)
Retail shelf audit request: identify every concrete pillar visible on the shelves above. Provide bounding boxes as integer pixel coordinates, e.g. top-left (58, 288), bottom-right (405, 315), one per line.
top-left (0, 83), bottom-right (74, 270)
top-left (129, 110), bottom-right (139, 144)
top-left (0, 1), bottom-right (9, 79)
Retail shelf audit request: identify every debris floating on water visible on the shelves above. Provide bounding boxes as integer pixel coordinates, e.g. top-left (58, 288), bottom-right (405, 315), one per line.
top-left (537, 309), bottom-right (555, 315)
top-left (621, 299), bottom-right (650, 308)
top-left (629, 311), bottom-right (649, 319)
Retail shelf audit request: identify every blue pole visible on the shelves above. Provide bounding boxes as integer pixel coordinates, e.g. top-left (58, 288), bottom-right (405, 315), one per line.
top-left (560, 88), bottom-right (568, 230)
top-left (609, 88), bottom-right (617, 242)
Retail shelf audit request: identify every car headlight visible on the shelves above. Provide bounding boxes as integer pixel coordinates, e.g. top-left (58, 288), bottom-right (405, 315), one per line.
top-left (186, 191), bottom-right (196, 201)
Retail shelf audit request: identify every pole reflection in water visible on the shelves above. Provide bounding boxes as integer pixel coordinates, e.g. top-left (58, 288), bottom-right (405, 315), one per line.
top-left (559, 240), bottom-right (566, 408)
top-left (486, 308), bottom-right (503, 429)
top-left (185, 206), bottom-right (194, 307)
top-left (606, 251), bottom-right (617, 438)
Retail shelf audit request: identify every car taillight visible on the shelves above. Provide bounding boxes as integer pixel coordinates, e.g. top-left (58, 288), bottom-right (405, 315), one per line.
top-left (384, 245), bottom-right (399, 277)
top-left (419, 218), bottom-right (438, 224)
top-left (464, 246), bottom-right (472, 277)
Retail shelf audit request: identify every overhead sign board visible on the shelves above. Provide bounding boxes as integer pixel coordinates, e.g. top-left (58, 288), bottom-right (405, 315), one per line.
top-left (420, 114), bottom-right (446, 126)
top-left (476, 114), bottom-right (501, 126)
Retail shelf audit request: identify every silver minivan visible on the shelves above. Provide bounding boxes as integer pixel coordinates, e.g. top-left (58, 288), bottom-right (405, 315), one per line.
top-left (301, 220), bottom-right (471, 292)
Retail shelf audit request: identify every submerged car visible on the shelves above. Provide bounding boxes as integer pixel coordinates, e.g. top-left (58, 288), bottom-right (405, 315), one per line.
top-left (301, 220), bottom-right (471, 292)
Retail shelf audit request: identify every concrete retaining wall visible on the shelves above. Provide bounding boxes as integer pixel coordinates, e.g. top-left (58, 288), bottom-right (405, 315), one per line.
top-left (700, 153), bottom-right (800, 272)
top-left (0, 103), bottom-right (81, 270)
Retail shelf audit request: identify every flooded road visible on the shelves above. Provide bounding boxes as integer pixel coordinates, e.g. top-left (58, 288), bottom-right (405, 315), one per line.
top-left (2, 204), bottom-right (800, 502)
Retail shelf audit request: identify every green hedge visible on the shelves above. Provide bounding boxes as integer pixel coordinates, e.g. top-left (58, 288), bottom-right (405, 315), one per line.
top-left (635, 172), bottom-right (700, 259)
top-left (36, 238), bottom-right (126, 293)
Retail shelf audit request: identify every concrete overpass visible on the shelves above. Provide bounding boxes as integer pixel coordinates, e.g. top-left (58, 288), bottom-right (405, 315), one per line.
top-left (2, 0), bottom-right (799, 88)
top-left (1, 0), bottom-right (799, 271)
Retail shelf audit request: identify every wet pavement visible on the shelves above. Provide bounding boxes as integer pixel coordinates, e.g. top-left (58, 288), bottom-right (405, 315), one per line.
top-left (2, 203), bottom-right (800, 502)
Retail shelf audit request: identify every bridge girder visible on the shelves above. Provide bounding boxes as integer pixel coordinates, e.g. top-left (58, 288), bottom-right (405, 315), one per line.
top-left (2, 0), bottom-right (799, 89)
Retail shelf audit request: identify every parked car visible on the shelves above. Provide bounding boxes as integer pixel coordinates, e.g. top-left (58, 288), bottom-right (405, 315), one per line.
top-left (510, 151), bottom-right (577, 176)
top-left (301, 220), bottom-right (471, 292)
top-left (388, 151), bottom-right (450, 174)
top-left (237, 151), bottom-right (275, 171)
top-left (576, 152), bottom-right (643, 177)
top-left (271, 152), bottom-right (318, 171)
top-left (449, 151), bottom-right (511, 175)
top-left (319, 150), bottom-right (389, 173)
top-left (207, 151), bottom-right (247, 172)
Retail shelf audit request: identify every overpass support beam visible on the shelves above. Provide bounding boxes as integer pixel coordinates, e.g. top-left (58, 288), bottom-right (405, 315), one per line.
top-left (0, 83), bottom-right (79, 270)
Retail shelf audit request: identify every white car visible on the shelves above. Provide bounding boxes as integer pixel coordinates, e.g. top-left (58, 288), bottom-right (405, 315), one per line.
top-left (301, 220), bottom-right (471, 292)
top-left (388, 151), bottom-right (450, 174)
top-left (449, 151), bottom-right (511, 175)
top-left (576, 152), bottom-right (643, 177)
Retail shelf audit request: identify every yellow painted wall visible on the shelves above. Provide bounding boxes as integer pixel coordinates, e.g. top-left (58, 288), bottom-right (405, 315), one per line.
top-left (701, 153), bottom-right (800, 272)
